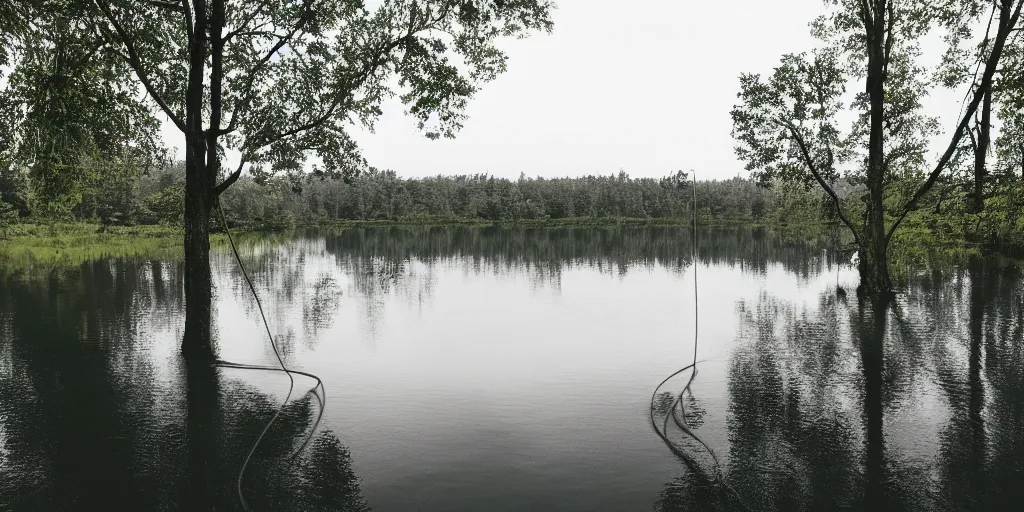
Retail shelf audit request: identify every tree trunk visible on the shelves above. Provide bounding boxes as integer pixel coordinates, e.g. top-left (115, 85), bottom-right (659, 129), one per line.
top-left (182, 141), bottom-right (213, 360)
top-left (973, 87), bottom-right (992, 213)
top-left (182, 0), bottom-right (212, 360)
top-left (857, 227), bottom-right (893, 300)
top-left (859, 0), bottom-right (894, 299)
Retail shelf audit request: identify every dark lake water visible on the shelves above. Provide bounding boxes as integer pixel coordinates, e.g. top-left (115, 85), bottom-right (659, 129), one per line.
top-left (1, 226), bottom-right (1022, 511)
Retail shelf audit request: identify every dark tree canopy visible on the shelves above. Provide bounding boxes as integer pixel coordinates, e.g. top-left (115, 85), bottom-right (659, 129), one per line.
top-left (90, 0), bottom-right (555, 185)
top-left (1, 0), bottom-right (164, 218)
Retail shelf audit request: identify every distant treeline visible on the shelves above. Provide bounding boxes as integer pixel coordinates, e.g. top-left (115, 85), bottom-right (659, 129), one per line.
top-left (1, 163), bottom-right (836, 228)
top-left (4, 162), bottom-right (1024, 257)
top-left (237, 169), bottom-right (844, 226)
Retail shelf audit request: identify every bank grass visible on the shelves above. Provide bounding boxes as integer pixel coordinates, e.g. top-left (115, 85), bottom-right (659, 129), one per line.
top-left (0, 220), bottom-right (323, 269)
top-left (1, 223), bottom-right (181, 268)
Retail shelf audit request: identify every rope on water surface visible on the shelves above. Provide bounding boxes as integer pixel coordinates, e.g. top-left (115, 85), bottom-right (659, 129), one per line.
top-left (215, 201), bottom-right (326, 511)
top-left (649, 172), bottom-right (753, 511)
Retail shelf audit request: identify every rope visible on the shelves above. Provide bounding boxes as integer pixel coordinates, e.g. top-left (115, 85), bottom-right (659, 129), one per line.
top-left (649, 172), bottom-right (753, 511)
top-left (692, 171), bottom-right (698, 366)
top-left (214, 360), bottom-right (326, 462)
top-left (215, 201), bottom-right (324, 511)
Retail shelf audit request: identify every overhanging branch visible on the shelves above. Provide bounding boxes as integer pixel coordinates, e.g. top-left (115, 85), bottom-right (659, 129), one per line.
top-left (777, 119), bottom-right (862, 246)
top-left (93, 0), bottom-right (187, 133)
top-left (214, 158), bottom-right (246, 196)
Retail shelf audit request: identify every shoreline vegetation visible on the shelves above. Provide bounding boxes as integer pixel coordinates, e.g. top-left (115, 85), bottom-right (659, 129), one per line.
top-left (1, 209), bottom-right (1016, 270)
top-left (5, 166), bottom-right (1024, 271)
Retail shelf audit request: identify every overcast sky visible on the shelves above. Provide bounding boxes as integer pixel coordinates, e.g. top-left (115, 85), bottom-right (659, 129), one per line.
top-left (161, 0), bottom-right (970, 181)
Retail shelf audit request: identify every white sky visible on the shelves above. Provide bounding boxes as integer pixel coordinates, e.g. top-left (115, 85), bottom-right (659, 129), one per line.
top-left (160, 0), bottom-right (972, 181)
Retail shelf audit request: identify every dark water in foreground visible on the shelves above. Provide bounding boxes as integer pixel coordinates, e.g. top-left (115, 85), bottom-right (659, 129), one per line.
top-left (1, 227), bottom-right (1022, 511)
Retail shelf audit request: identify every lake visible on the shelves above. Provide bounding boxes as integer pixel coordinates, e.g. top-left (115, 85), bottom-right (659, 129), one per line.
top-left (1, 226), bottom-right (1022, 511)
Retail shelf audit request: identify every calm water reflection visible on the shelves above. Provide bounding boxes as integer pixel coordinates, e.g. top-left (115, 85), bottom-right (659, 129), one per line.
top-left (1, 227), bottom-right (1021, 511)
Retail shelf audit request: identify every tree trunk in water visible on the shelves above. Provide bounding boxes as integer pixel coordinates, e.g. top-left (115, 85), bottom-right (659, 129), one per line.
top-left (182, 145), bottom-right (213, 360)
top-left (857, 213), bottom-right (894, 299)
top-left (973, 87), bottom-right (992, 214)
top-left (859, 0), bottom-right (894, 300)
top-left (182, 0), bottom-right (212, 360)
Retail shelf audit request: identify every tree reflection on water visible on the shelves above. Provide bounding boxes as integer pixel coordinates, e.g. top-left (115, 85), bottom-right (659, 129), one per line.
top-left (656, 258), bottom-right (1024, 511)
top-left (0, 259), bottom-right (370, 511)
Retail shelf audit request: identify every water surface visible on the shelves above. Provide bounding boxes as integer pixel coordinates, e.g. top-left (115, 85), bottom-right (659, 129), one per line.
top-left (1, 227), bottom-right (1021, 511)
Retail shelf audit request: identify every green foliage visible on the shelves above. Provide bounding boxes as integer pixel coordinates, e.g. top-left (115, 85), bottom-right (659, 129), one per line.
top-left (0, 0), bottom-right (165, 219)
top-left (885, 181), bottom-right (1024, 268)
top-left (216, 170), bottom-right (832, 227)
top-left (731, 49), bottom-right (847, 188)
top-left (0, 198), bottom-right (18, 238)
top-left (92, 0), bottom-right (554, 187)
top-left (0, 162), bottom-right (32, 217)
top-left (141, 185), bottom-right (185, 225)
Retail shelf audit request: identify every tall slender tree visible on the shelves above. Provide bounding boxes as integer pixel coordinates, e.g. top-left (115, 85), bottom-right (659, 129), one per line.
top-left (732, 0), bottom-right (1023, 298)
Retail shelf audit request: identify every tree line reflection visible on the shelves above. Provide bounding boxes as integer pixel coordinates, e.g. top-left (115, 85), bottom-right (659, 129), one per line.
top-left (0, 259), bottom-right (370, 511)
top-left (656, 258), bottom-right (1024, 511)
top-left (2, 227), bottom-right (1020, 511)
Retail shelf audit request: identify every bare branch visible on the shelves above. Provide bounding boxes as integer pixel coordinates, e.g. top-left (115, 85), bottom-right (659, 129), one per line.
top-left (777, 119), bottom-right (862, 246)
top-left (222, 1), bottom-right (274, 42)
top-left (225, 30), bottom-right (286, 39)
top-left (148, 0), bottom-right (183, 12)
top-left (93, 0), bottom-right (186, 132)
top-left (214, 158), bottom-right (245, 196)
top-left (67, 38), bottom-right (111, 71)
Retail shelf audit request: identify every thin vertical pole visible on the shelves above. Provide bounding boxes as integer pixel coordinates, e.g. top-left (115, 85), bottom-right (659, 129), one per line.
top-left (692, 171), bottom-right (698, 366)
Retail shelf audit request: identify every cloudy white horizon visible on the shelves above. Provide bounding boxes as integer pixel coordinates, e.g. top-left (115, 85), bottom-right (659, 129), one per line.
top-left (159, 0), bottom-right (976, 181)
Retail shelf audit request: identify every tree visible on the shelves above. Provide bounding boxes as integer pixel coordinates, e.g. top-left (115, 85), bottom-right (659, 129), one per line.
top-left (937, 1), bottom-right (1024, 212)
top-left (995, 104), bottom-right (1024, 180)
top-left (0, 1), bottom-right (164, 220)
top-left (732, 0), bottom-right (1023, 298)
top-left (88, 0), bottom-right (554, 358)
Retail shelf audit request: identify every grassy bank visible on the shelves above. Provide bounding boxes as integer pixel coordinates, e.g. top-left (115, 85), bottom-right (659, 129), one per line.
top-left (0, 223), bottom-right (187, 269)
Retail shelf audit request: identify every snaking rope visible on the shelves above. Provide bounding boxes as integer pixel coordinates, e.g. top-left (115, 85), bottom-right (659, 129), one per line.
top-left (215, 201), bottom-right (326, 511)
top-left (649, 172), bottom-right (752, 511)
